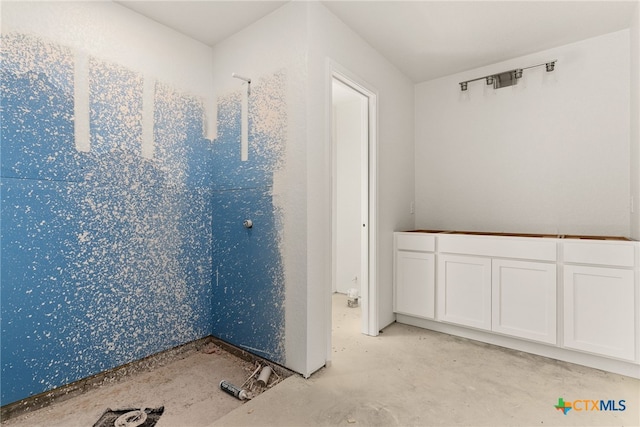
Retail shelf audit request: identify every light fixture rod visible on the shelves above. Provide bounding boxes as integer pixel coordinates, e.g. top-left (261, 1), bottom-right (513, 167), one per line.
top-left (459, 59), bottom-right (557, 90)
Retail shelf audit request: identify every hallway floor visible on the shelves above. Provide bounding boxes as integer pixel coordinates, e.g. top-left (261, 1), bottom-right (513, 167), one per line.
top-left (3, 294), bottom-right (639, 426)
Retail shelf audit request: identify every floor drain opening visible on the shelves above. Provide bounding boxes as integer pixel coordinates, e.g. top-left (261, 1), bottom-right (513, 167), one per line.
top-left (92, 406), bottom-right (164, 427)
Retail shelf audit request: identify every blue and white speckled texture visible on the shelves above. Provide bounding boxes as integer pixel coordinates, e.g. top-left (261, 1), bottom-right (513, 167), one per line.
top-left (1, 33), bottom-right (286, 405)
top-left (211, 73), bottom-right (286, 362)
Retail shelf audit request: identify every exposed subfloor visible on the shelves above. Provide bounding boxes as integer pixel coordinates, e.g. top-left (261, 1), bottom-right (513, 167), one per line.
top-left (1, 345), bottom-right (259, 426)
top-left (3, 294), bottom-right (640, 426)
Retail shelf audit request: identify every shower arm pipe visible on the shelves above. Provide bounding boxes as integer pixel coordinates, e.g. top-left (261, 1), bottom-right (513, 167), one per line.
top-left (232, 73), bottom-right (251, 84)
top-left (459, 59), bottom-right (557, 87)
top-left (232, 73), bottom-right (251, 96)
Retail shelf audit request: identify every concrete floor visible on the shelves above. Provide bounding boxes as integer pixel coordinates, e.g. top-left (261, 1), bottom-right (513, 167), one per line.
top-left (3, 293), bottom-right (639, 426)
top-left (214, 294), bottom-right (639, 427)
top-left (1, 345), bottom-right (257, 426)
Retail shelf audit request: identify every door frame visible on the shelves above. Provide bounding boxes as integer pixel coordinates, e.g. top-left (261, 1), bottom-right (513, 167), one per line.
top-left (327, 59), bottom-right (379, 340)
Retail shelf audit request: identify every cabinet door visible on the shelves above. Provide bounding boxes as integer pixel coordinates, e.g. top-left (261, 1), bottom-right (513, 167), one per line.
top-left (437, 254), bottom-right (492, 330)
top-left (395, 251), bottom-right (435, 319)
top-left (563, 265), bottom-right (635, 361)
top-left (492, 259), bottom-right (557, 344)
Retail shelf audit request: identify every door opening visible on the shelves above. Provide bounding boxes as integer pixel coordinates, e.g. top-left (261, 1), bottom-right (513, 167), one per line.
top-left (332, 78), bottom-right (366, 297)
top-left (330, 65), bottom-right (378, 348)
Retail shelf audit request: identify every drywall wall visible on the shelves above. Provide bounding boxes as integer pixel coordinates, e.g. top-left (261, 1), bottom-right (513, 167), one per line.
top-left (210, 1), bottom-right (309, 375)
top-left (415, 30), bottom-right (631, 237)
top-left (0, 2), bottom-right (214, 405)
top-left (306, 1), bottom-right (415, 368)
top-left (334, 97), bottom-right (363, 295)
top-left (211, 2), bottom-right (415, 377)
top-left (631, 3), bottom-right (640, 240)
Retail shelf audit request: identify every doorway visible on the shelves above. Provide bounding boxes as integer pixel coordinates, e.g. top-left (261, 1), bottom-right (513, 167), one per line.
top-left (330, 65), bottom-right (378, 341)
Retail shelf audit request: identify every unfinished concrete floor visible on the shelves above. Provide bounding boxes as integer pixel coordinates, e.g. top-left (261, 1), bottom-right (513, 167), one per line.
top-left (214, 294), bottom-right (639, 426)
top-left (1, 344), bottom-right (259, 426)
top-left (3, 293), bottom-right (640, 426)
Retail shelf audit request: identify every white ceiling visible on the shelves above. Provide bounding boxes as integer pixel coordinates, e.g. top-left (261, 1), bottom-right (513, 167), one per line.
top-left (117, 0), bottom-right (638, 83)
top-left (116, 1), bottom-right (288, 46)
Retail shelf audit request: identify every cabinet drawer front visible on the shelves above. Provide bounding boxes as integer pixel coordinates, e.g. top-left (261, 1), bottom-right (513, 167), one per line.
top-left (396, 233), bottom-right (435, 252)
top-left (438, 235), bottom-right (556, 261)
top-left (563, 241), bottom-right (635, 268)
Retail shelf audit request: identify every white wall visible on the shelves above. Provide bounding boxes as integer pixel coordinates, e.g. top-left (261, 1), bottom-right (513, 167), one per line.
top-left (631, 3), bottom-right (640, 240)
top-left (305, 1), bottom-right (415, 373)
top-left (334, 98), bottom-right (363, 294)
top-left (415, 30), bottom-right (631, 237)
top-left (2, 1), bottom-right (213, 100)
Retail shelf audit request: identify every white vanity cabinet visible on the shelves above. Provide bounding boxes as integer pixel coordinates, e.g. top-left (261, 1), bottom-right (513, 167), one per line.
top-left (562, 241), bottom-right (637, 361)
top-left (437, 256), bottom-right (557, 342)
top-left (394, 233), bottom-right (436, 319)
top-left (393, 231), bottom-right (640, 378)
top-left (436, 233), bottom-right (557, 341)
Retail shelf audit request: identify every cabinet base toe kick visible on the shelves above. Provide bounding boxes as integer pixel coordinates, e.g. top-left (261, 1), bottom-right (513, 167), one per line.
top-left (396, 314), bottom-right (640, 379)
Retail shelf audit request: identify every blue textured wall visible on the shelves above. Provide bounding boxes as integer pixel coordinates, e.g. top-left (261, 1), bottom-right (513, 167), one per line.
top-left (1, 33), bottom-right (215, 405)
top-left (1, 32), bottom-right (287, 406)
top-left (211, 74), bottom-right (286, 363)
